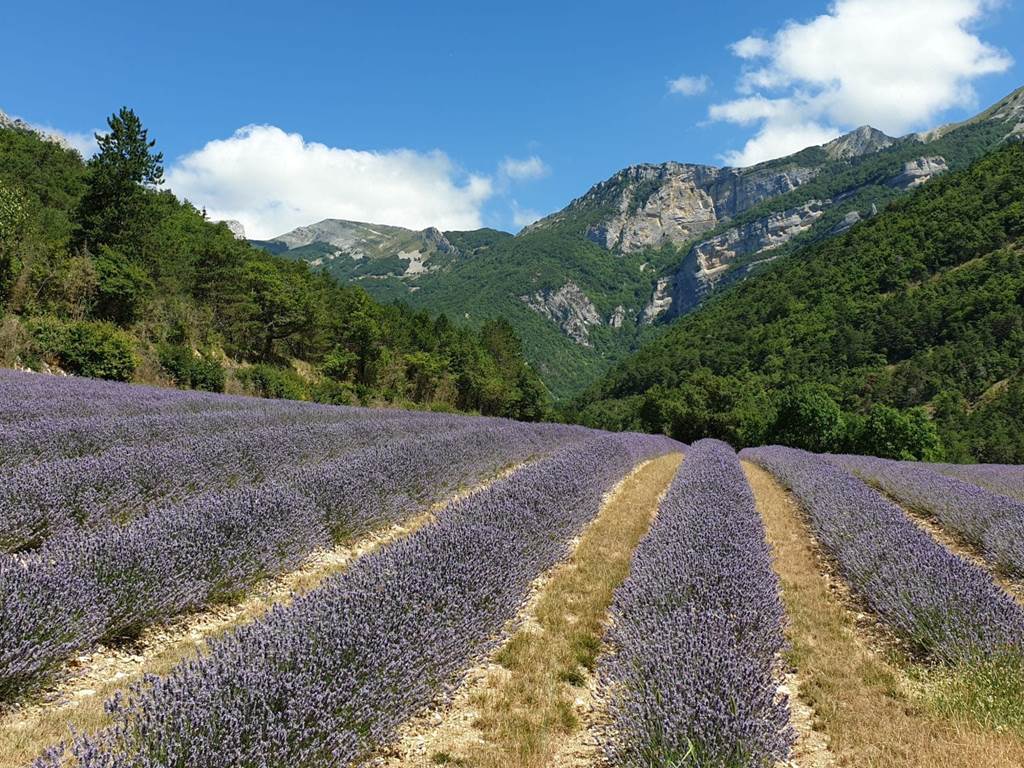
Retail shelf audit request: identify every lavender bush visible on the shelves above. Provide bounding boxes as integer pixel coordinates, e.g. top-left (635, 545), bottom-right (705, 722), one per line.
top-left (603, 439), bottom-right (792, 768)
top-left (829, 454), bottom-right (1024, 577)
top-left (0, 415), bottom-right (475, 552)
top-left (36, 433), bottom-right (678, 768)
top-left (927, 462), bottom-right (1024, 502)
top-left (0, 369), bottom-right (603, 701)
top-left (0, 421), bottom-right (581, 700)
top-left (744, 446), bottom-right (1024, 662)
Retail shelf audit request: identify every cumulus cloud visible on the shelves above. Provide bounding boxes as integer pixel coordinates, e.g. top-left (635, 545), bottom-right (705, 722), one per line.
top-left (165, 125), bottom-right (494, 239)
top-left (499, 155), bottom-right (550, 181)
top-left (712, 0), bottom-right (1013, 166)
top-left (511, 201), bottom-right (543, 229)
top-left (730, 36), bottom-right (772, 60)
top-left (668, 74), bottom-right (711, 96)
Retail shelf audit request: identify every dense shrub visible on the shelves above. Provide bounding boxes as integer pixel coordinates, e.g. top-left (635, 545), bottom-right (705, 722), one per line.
top-left (156, 344), bottom-right (225, 393)
top-left (236, 364), bottom-right (309, 401)
top-left (28, 318), bottom-right (136, 381)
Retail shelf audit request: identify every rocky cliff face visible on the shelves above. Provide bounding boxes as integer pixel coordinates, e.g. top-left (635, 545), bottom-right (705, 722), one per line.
top-left (529, 160), bottom-right (817, 254)
top-left (669, 200), bottom-right (828, 316)
top-left (219, 220), bottom-right (247, 240)
top-left (887, 157), bottom-right (949, 189)
top-left (520, 283), bottom-right (603, 346)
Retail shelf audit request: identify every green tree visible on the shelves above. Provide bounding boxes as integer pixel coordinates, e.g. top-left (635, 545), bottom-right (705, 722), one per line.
top-left (772, 385), bottom-right (846, 453)
top-left (0, 182), bottom-right (28, 304)
top-left (848, 404), bottom-right (944, 460)
top-left (92, 246), bottom-right (153, 325)
top-left (241, 261), bottom-right (316, 361)
top-left (75, 107), bottom-right (164, 251)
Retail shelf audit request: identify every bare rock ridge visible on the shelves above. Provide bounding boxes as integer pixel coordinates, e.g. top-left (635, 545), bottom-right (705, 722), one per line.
top-left (886, 157), bottom-right (949, 189)
top-left (0, 108), bottom-right (78, 152)
top-left (822, 126), bottom-right (895, 160)
top-left (527, 160), bottom-right (818, 254)
top-left (264, 219), bottom-right (459, 279)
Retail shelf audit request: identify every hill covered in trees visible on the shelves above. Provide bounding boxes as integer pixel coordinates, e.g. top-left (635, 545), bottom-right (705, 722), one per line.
top-left (0, 109), bottom-right (549, 420)
top-left (571, 142), bottom-right (1024, 463)
top-left (261, 88), bottom-right (1024, 401)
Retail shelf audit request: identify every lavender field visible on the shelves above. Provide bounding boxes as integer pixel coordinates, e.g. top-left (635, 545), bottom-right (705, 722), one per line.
top-left (3, 370), bottom-right (1024, 768)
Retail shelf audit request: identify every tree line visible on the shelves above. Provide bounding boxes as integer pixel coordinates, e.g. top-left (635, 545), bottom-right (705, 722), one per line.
top-left (0, 108), bottom-right (550, 420)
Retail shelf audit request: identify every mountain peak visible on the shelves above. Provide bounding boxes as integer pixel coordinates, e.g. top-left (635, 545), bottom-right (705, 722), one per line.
top-left (823, 126), bottom-right (896, 160)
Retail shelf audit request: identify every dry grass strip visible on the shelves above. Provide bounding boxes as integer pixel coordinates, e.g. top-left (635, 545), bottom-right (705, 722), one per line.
top-left (0, 465), bottom-right (525, 768)
top-left (745, 461), bottom-right (1024, 768)
top-left (374, 452), bottom-right (682, 768)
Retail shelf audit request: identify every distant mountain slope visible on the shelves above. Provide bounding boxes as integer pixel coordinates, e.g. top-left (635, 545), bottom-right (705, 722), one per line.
top-left (256, 87), bottom-right (1024, 400)
top-left (571, 141), bottom-right (1024, 463)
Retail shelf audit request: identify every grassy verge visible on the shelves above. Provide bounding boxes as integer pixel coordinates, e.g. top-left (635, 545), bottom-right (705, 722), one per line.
top-left (435, 453), bottom-right (683, 768)
top-left (744, 461), bottom-right (1024, 767)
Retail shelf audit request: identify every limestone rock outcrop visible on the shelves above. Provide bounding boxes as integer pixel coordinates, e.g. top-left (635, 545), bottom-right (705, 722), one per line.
top-left (520, 283), bottom-right (603, 347)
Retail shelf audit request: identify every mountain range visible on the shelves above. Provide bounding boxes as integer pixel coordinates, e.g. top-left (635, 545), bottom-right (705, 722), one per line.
top-left (255, 87), bottom-right (1024, 400)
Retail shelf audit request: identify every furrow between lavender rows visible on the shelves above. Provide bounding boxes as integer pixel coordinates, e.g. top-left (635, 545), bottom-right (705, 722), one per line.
top-left (35, 433), bottom-right (678, 768)
top-left (1, 421), bottom-right (589, 703)
top-left (602, 439), bottom-right (793, 767)
top-left (743, 446), bottom-right (1024, 663)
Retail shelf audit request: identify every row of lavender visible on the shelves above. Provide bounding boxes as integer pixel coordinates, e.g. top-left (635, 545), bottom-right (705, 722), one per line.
top-left (0, 371), bottom-right (598, 701)
top-left (37, 433), bottom-right (678, 768)
top-left (744, 447), bottom-right (1024, 662)
top-left (1, 412), bottom-right (478, 552)
top-left (0, 388), bottom-right (434, 468)
top-left (602, 440), bottom-right (792, 767)
top-left (827, 454), bottom-right (1024, 577)
top-left (1, 422), bottom-right (586, 701)
top-left (929, 462), bottom-right (1024, 502)
top-left (0, 367), bottom-right (252, 423)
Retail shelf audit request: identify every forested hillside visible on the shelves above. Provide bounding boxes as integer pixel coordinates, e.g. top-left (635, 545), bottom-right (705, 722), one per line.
top-left (572, 142), bottom-right (1024, 463)
top-left (262, 88), bottom-right (1024, 401)
top-left (0, 109), bottom-right (549, 420)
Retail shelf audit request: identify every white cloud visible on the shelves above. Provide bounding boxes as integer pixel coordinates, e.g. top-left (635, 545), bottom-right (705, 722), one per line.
top-left (712, 0), bottom-right (1013, 166)
top-left (668, 74), bottom-right (711, 96)
top-left (511, 202), bottom-right (542, 229)
top-left (730, 36), bottom-right (772, 60)
top-left (499, 155), bottom-right (550, 181)
top-left (165, 125), bottom-right (494, 239)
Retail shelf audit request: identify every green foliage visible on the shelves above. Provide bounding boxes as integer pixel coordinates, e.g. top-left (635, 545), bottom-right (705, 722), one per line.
top-left (156, 344), bottom-right (225, 392)
top-left (0, 109), bottom-right (548, 419)
top-left (772, 386), bottom-right (846, 453)
top-left (577, 143), bottom-right (1024, 460)
top-left (236, 364), bottom-right (309, 401)
top-left (846, 405), bottom-right (943, 461)
top-left (92, 246), bottom-right (153, 324)
top-left (75, 107), bottom-right (164, 252)
top-left (0, 181), bottom-right (28, 303)
top-left (27, 317), bottom-right (137, 381)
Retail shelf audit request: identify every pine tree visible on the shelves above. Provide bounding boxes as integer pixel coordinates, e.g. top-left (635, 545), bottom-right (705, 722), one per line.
top-left (74, 107), bottom-right (163, 251)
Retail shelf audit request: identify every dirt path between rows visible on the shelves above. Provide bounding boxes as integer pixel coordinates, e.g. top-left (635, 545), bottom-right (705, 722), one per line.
top-left (745, 461), bottom-right (1024, 768)
top-left (0, 465), bottom-right (525, 768)
top-left (369, 453), bottom-right (683, 768)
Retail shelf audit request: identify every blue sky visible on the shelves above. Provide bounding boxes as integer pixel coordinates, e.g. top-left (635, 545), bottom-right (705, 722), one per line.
top-left (3, 1), bottom-right (1023, 237)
